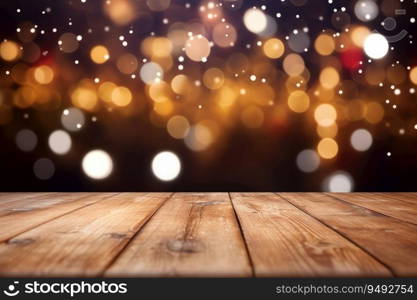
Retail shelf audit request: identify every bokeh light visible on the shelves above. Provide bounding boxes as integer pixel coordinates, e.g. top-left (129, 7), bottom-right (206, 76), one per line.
top-left (185, 35), bottom-right (211, 62)
top-left (243, 8), bottom-right (267, 34)
top-left (350, 128), bottom-right (373, 152)
top-left (288, 90), bottom-right (310, 113)
top-left (324, 172), bottom-right (354, 192)
top-left (90, 45), bottom-right (110, 64)
top-left (0, 40), bottom-right (20, 62)
top-left (317, 138), bottom-right (339, 159)
top-left (263, 38), bottom-right (285, 59)
top-left (34, 65), bottom-right (54, 85)
top-left (48, 130), bottom-right (72, 155)
top-left (16, 129), bottom-right (37, 152)
top-left (140, 62), bottom-right (163, 84)
top-left (364, 33), bottom-right (389, 60)
top-left (0, 0), bottom-right (415, 192)
top-left (61, 107), bottom-right (85, 132)
top-left (167, 115), bottom-right (190, 139)
top-left (296, 150), bottom-right (320, 173)
top-left (82, 150), bottom-right (113, 180)
top-left (33, 158), bottom-right (55, 180)
top-left (151, 151), bottom-right (181, 181)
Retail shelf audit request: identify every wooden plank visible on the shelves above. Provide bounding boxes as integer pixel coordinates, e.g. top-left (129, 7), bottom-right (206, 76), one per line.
top-left (0, 193), bottom-right (114, 242)
top-left (375, 193), bottom-right (417, 206)
top-left (106, 193), bottom-right (252, 277)
top-left (230, 193), bottom-right (390, 277)
top-left (0, 193), bottom-right (170, 277)
top-left (0, 193), bottom-right (58, 211)
top-left (280, 193), bottom-right (417, 276)
top-left (330, 193), bottom-right (417, 226)
top-left (0, 193), bottom-right (94, 216)
top-left (0, 193), bottom-right (53, 202)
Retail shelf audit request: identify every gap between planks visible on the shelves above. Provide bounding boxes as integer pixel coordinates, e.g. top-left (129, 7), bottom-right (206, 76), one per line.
top-left (231, 193), bottom-right (391, 277)
top-left (105, 193), bottom-right (252, 277)
top-left (275, 193), bottom-right (395, 276)
top-left (279, 193), bottom-right (417, 277)
top-left (0, 193), bottom-right (172, 277)
top-left (0, 193), bottom-right (120, 242)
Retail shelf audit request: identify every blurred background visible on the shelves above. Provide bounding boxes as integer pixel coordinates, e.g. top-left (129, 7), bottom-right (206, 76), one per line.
top-left (0, 0), bottom-right (416, 192)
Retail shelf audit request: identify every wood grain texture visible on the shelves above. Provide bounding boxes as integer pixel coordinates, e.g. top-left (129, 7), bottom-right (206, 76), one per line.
top-left (230, 193), bottom-right (390, 277)
top-left (0, 193), bottom-right (416, 277)
top-left (0, 193), bottom-right (170, 276)
top-left (0, 193), bottom-right (112, 242)
top-left (106, 193), bottom-right (252, 277)
top-left (281, 193), bottom-right (417, 276)
top-left (372, 193), bottom-right (417, 206)
top-left (330, 193), bottom-right (417, 226)
top-left (0, 193), bottom-right (59, 213)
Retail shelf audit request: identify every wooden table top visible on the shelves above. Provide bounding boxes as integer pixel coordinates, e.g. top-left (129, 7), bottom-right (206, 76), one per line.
top-left (0, 193), bottom-right (416, 277)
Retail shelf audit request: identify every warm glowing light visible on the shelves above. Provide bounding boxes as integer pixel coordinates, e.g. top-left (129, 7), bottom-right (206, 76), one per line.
top-left (317, 123), bottom-right (338, 138)
top-left (0, 40), bottom-right (20, 61)
top-left (243, 8), bottom-right (267, 34)
top-left (151, 151), bottom-right (181, 181)
top-left (185, 35), bottom-right (211, 62)
top-left (319, 67), bottom-right (340, 89)
top-left (153, 99), bottom-right (173, 116)
top-left (263, 38), bottom-right (285, 59)
top-left (317, 138), bottom-right (339, 159)
top-left (167, 115), bottom-right (190, 139)
top-left (111, 86), bottom-right (132, 107)
top-left (171, 74), bottom-right (190, 95)
top-left (71, 86), bottom-right (98, 111)
top-left (82, 150), bottom-right (113, 180)
top-left (241, 106), bottom-right (264, 128)
top-left (58, 33), bottom-right (79, 53)
top-left (34, 65), bottom-right (54, 85)
top-left (314, 34), bottom-right (335, 56)
top-left (116, 53), bottom-right (138, 74)
top-left (149, 81), bottom-right (171, 103)
top-left (103, 0), bottom-right (137, 25)
top-left (203, 68), bottom-right (224, 90)
top-left (151, 37), bottom-right (173, 58)
top-left (410, 67), bottom-right (417, 85)
top-left (185, 123), bottom-right (214, 151)
top-left (314, 104), bottom-right (337, 127)
top-left (147, 0), bottom-right (171, 11)
top-left (283, 54), bottom-right (305, 77)
top-left (288, 90), bottom-right (310, 113)
top-left (213, 22), bottom-right (237, 48)
top-left (365, 101), bottom-right (385, 124)
top-left (90, 45), bottom-right (110, 64)
top-left (364, 33), bottom-right (389, 60)
top-left (351, 26), bottom-right (370, 47)
top-left (99, 82), bottom-right (117, 102)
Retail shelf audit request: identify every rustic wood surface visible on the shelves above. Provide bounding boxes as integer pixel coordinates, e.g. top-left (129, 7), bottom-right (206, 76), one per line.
top-left (0, 193), bottom-right (416, 277)
top-left (106, 193), bottom-right (252, 277)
